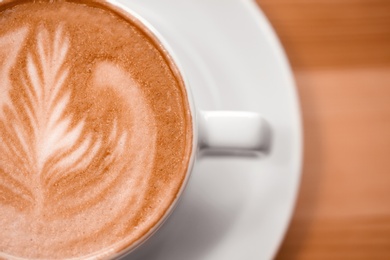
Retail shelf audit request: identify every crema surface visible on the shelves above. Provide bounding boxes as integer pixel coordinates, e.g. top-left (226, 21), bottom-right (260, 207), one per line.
top-left (0, 0), bottom-right (192, 259)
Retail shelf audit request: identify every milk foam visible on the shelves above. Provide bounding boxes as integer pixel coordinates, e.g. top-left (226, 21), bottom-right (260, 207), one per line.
top-left (0, 27), bottom-right (28, 114)
top-left (0, 1), bottom-right (192, 258)
top-left (0, 22), bottom-right (161, 258)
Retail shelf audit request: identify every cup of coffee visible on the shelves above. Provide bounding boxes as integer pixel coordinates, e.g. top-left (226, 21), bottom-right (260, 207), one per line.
top-left (0, 0), bottom-right (271, 259)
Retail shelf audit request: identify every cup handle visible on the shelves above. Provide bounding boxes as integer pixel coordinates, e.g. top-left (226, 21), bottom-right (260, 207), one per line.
top-left (198, 111), bottom-right (271, 155)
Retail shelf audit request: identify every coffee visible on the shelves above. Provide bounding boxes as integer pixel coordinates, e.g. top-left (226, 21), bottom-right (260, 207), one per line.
top-left (0, 0), bottom-right (192, 259)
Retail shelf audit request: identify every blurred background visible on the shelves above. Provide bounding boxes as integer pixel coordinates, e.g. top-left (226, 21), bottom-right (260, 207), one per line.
top-left (255, 0), bottom-right (390, 259)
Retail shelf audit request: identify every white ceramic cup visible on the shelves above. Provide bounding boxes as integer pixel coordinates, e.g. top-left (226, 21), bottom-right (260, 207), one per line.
top-left (95, 1), bottom-right (271, 259)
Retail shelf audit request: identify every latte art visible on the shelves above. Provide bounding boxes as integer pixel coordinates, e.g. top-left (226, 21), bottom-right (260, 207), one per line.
top-left (1, 24), bottom-right (155, 213)
top-left (0, 1), bottom-right (192, 259)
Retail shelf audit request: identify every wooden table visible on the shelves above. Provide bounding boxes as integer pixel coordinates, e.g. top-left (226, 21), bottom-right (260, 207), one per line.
top-left (255, 0), bottom-right (390, 259)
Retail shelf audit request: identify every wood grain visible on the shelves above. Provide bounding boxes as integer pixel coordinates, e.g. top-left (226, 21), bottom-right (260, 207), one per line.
top-left (255, 0), bottom-right (390, 259)
top-left (257, 0), bottom-right (390, 68)
top-left (277, 68), bottom-right (390, 259)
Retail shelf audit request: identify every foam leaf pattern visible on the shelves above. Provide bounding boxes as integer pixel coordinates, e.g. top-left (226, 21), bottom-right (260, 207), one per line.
top-left (0, 26), bottom-right (128, 216)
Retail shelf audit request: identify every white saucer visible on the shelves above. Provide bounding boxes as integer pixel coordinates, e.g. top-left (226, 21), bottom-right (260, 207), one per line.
top-left (118, 0), bottom-right (302, 259)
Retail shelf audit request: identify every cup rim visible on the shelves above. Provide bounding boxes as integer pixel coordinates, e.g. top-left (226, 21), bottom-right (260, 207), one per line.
top-left (0, 0), bottom-right (197, 258)
top-left (85, 0), bottom-right (198, 259)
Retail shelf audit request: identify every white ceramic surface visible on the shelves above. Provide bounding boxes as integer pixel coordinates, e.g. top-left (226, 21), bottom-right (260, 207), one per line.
top-left (117, 0), bottom-right (302, 259)
top-left (199, 111), bottom-right (271, 153)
